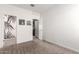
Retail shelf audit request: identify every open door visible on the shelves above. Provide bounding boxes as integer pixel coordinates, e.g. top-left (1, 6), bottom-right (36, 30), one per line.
top-left (33, 19), bottom-right (39, 38)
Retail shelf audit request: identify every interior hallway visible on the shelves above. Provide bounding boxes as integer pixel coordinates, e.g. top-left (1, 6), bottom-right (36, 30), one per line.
top-left (0, 37), bottom-right (78, 54)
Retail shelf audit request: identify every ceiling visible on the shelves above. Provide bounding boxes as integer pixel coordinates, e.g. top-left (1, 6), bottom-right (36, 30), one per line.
top-left (12, 4), bottom-right (54, 13)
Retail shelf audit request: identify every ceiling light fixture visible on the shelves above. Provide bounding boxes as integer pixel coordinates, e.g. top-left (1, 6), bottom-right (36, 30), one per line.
top-left (30, 4), bottom-right (35, 7)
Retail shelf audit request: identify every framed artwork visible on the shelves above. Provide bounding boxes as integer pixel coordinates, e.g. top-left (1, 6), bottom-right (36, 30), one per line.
top-left (19, 19), bottom-right (25, 25)
top-left (4, 15), bottom-right (17, 39)
top-left (27, 20), bottom-right (31, 25)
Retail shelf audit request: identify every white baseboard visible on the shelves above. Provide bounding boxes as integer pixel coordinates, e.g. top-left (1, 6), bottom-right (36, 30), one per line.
top-left (43, 39), bottom-right (79, 53)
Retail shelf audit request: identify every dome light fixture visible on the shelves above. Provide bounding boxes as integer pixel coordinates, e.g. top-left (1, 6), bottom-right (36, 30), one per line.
top-left (30, 4), bottom-right (35, 7)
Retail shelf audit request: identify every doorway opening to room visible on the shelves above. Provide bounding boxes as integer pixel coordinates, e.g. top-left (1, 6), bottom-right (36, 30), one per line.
top-left (33, 19), bottom-right (39, 39)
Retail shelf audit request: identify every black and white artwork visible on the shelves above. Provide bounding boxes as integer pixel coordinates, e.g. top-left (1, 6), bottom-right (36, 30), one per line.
top-left (19, 19), bottom-right (25, 25)
top-left (4, 15), bottom-right (17, 39)
top-left (27, 20), bottom-right (31, 25)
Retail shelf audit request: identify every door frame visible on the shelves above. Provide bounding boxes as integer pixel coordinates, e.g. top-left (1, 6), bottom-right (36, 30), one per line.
top-left (32, 19), bottom-right (39, 39)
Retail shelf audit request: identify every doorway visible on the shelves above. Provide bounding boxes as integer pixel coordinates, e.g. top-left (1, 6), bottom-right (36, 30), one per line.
top-left (33, 19), bottom-right (39, 39)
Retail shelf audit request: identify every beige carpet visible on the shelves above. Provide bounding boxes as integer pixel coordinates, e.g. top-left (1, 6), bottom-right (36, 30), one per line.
top-left (0, 38), bottom-right (78, 54)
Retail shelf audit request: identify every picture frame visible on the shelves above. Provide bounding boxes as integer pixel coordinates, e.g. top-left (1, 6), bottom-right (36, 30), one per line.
top-left (19, 19), bottom-right (25, 25)
top-left (27, 20), bottom-right (31, 25)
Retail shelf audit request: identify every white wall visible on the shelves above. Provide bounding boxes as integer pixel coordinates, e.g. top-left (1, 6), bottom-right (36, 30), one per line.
top-left (0, 5), bottom-right (40, 48)
top-left (39, 16), bottom-right (43, 40)
top-left (42, 4), bottom-right (79, 52)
